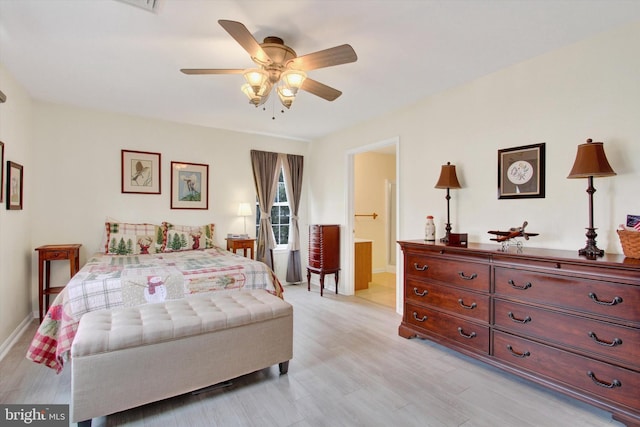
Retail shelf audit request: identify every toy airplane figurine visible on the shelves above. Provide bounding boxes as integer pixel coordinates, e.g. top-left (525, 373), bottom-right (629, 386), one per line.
top-left (488, 221), bottom-right (539, 251)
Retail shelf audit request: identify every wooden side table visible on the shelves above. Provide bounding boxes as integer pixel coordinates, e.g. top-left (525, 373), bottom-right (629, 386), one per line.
top-left (226, 238), bottom-right (256, 259)
top-left (35, 244), bottom-right (82, 322)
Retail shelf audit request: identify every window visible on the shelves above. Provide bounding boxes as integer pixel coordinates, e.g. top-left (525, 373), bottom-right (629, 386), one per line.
top-left (256, 168), bottom-right (290, 247)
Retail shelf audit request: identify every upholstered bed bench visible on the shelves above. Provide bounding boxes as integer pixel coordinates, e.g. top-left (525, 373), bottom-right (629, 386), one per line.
top-left (70, 289), bottom-right (293, 426)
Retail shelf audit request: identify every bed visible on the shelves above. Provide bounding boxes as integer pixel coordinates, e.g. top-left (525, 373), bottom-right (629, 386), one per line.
top-left (26, 221), bottom-right (283, 373)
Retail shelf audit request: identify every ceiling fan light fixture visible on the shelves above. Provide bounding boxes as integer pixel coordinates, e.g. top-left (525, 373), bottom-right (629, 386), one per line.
top-left (241, 83), bottom-right (261, 106)
top-left (243, 68), bottom-right (269, 95)
top-left (277, 85), bottom-right (295, 109)
top-left (281, 69), bottom-right (307, 95)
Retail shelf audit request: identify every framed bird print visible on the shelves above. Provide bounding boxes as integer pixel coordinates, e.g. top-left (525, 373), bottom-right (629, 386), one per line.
top-left (121, 150), bottom-right (161, 194)
top-left (170, 161), bottom-right (208, 210)
top-left (6, 161), bottom-right (23, 210)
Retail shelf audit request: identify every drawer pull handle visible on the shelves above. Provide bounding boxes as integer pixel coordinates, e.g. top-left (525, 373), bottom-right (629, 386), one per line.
top-left (588, 293), bottom-right (623, 306)
top-left (508, 279), bottom-right (532, 290)
top-left (458, 271), bottom-right (477, 280)
top-left (458, 299), bottom-right (477, 310)
top-left (412, 312), bottom-right (428, 322)
top-left (507, 312), bottom-right (532, 324)
top-left (413, 287), bottom-right (428, 297)
top-left (457, 327), bottom-right (476, 339)
top-left (413, 263), bottom-right (429, 271)
top-left (506, 345), bottom-right (530, 358)
top-left (587, 371), bottom-right (621, 389)
top-left (588, 332), bottom-right (623, 347)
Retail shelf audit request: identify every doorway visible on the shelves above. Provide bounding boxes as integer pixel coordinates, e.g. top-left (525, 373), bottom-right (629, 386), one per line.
top-left (347, 138), bottom-right (400, 312)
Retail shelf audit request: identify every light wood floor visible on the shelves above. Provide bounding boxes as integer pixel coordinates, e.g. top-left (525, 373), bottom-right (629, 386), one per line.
top-left (355, 272), bottom-right (396, 308)
top-left (1, 284), bottom-right (623, 427)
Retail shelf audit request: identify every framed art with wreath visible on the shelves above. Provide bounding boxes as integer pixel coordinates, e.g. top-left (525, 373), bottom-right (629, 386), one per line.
top-left (498, 143), bottom-right (546, 199)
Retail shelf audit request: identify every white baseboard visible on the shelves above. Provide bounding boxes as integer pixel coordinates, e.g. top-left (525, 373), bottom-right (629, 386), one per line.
top-left (0, 314), bottom-right (35, 363)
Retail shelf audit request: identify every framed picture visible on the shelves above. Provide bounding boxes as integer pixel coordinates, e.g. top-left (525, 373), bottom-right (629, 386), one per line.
top-left (6, 161), bottom-right (23, 210)
top-left (498, 143), bottom-right (546, 199)
top-left (121, 150), bottom-right (161, 194)
top-left (171, 161), bottom-right (208, 209)
top-left (0, 141), bottom-right (4, 203)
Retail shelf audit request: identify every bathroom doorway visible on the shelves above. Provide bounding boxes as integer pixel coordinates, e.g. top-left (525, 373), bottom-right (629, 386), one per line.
top-left (349, 139), bottom-right (399, 310)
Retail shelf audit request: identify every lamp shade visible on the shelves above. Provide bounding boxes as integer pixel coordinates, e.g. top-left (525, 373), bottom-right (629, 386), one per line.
top-left (277, 85), bottom-right (295, 109)
top-left (238, 202), bottom-right (252, 217)
top-left (567, 139), bottom-right (616, 178)
top-left (435, 162), bottom-right (462, 189)
top-left (281, 69), bottom-right (307, 95)
top-left (243, 68), bottom-right (269, 95)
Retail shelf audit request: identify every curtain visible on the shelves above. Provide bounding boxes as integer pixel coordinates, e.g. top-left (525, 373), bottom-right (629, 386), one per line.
top-left (280, 153), bottom-right (304, 283)
top-left (250, 150), bottom-right (280, 269)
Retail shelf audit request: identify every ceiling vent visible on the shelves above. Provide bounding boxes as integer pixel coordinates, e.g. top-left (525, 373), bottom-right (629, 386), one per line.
top-left (115, 0), bottom-right (160, 13)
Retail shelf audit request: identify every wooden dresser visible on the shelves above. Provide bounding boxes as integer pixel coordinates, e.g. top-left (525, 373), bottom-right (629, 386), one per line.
top-left (398, 240), bottom-right (640, 426)
top-left (307, 224), bottom-right (340, 296)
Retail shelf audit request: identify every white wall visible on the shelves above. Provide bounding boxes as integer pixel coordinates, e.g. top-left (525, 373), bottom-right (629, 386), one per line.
top-left (308, 22), bottom-right (640, 294)
top-left (0, 64), bottom-right (34, 355)
top-left (29, 102), bottom-right (310, 303)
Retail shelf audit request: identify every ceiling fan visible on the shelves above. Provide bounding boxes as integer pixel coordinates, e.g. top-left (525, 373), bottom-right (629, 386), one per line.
top-left (181, 20), bottom-right (358, 110)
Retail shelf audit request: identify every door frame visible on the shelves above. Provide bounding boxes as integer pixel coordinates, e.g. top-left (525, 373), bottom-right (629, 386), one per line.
top-left (346, 136), bottom-right (402, 313)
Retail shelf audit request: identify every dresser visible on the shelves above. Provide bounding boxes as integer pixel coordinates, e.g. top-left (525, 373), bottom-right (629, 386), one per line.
top-left (398, 240), bottom-right (640, 427)
top-left (307, 224), bottom-right (340, 296)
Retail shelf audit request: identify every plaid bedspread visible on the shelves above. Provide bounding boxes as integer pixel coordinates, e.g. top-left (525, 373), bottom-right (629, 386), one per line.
top-left (26, 247), bottom-right (283, 373)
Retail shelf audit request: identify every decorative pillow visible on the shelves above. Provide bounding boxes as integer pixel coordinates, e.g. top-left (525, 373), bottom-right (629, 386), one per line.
top-left (162, 222), bottom-right (215, 252)
top-left (104, 222), bottom-right (165, 255)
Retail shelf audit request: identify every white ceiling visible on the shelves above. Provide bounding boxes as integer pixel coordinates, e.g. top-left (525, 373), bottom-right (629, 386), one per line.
top-left (1, 0), bottom-right (639, 142)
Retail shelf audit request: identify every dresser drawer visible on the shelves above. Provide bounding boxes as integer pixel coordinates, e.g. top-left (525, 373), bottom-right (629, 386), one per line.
top-left (406, 278), bottom-right (490, 323)
top-left (494, 299), bottom-right (640, 370)
top-left (494, 267), bottom-right (640, 325)
top-left (405, 254), bottom-right (490, 292)
top-left (43, 250), bottom-right (72, 261)
top-left (493, 331), bottom-right (640, 410)
top-left (405, 303), bottom-right (489, 354)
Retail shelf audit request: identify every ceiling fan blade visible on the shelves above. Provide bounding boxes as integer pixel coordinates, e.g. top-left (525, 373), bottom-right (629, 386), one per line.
top-left (181, 69), bottom-right (244, 75)
top-left (301, 78), bottom-right (342, 101)
top-left (288, 44), bottom-right (357, 70)
top-left (218, 20), bottom-right (271, 64)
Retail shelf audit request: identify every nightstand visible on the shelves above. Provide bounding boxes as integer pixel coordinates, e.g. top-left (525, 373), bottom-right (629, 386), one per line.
top-left (226, 238), bottom-right (256, 259)
top-left (35, 244), bottom-right (82, 322)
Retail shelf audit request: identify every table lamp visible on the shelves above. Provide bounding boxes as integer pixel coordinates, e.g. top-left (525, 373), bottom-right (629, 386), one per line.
top-left (435, 162), bottom-right (462, 243)
top-left (238, 202), bottom-right (252, 235)
top-left (567, 139), bottom-right (616, 258)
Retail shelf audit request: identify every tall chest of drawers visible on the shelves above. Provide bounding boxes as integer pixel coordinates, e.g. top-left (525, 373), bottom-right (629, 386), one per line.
top-left (398, 240), bottom-right (640, 427)
top-left (307, 224), bottom-right (340, 296)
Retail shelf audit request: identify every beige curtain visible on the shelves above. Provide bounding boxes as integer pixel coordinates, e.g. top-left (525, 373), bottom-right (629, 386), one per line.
top-left (250, 150), bottom-right (279, 268)
top-left (280, 153), bottom-right (304, 283)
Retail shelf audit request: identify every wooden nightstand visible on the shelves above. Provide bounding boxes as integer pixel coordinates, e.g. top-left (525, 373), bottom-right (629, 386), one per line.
top-left (226, 238), bottom-right (256, 259)
top-left (35, 244), bottom-right (82, 322)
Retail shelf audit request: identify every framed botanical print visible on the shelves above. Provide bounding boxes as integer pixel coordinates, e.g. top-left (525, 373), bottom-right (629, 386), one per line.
top-left (498, 143), bottom-right (546, 199)
top-left (121, 150), bottom-right (161, 194)
top-left (6, 161), bottom-right (23, 210)
top-left (170, 161), bottom-right (208, 209)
